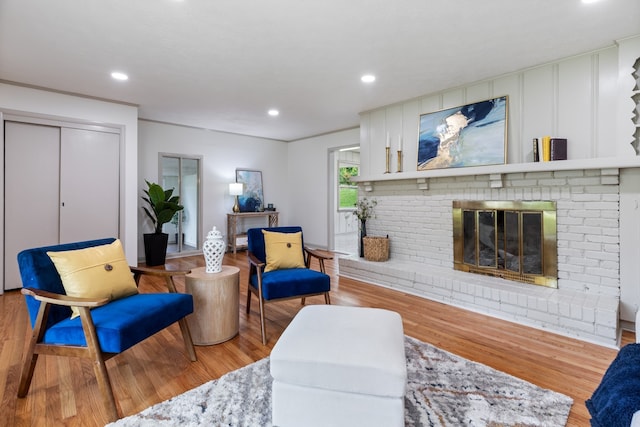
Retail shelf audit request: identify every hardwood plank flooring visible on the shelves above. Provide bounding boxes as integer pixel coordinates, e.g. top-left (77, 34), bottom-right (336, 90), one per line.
top-left (0, 251), bottom-right (631, 426)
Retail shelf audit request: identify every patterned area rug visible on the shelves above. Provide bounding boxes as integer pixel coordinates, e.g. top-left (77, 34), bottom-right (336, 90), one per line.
top-left (107, 336), bottom-right (573, 427)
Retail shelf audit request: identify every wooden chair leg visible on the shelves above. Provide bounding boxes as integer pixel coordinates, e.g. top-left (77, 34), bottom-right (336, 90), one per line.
top-left (325, 292), bottom-right (331, 304)
top-left (79, 307), bottom-right (119, 422)
top-left (246, 286), bottom-right (252, 313)
top-left (258, 297), bottom-right (267, 345)
top-left (164, 276), bottom-right (178, 293)
top-left (178, 318), bottom-right (197, 361)
top-left (17, 299), bottom-right (50, 398)
top-left (92, 353), bottom-right (119, 422)
top-left (17, 348), bottom-right (39, 398)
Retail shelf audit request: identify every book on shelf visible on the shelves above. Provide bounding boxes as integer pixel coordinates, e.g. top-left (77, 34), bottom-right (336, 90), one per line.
top-left (550, 138), bottom-right (567, 161)
top-left (542, 136), bottom-right (551, 162)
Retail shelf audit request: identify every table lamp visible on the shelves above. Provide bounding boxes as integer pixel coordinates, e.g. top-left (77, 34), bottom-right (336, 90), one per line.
top-left (229, 182), bottom-right (243, 213)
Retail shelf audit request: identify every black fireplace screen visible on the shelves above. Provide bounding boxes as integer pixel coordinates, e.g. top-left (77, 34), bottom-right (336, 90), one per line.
top-left (454, 201), bottom-right (557, 288)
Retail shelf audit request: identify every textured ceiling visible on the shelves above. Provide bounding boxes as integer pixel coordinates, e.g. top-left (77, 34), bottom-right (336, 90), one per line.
top-left (1, 0), bottom-right (639, 141)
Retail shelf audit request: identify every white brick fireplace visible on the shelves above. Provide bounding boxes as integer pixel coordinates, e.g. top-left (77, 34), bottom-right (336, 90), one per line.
top-left (340, 165), bottom-right (633, 348)
top-left (340, 38), bottom-right (640, 348)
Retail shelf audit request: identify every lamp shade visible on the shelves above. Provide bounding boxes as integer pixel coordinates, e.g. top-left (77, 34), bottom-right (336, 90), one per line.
top-left (229, 182), bottom-right (243, 196)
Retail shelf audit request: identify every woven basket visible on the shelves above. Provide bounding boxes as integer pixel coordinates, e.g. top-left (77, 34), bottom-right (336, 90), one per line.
top-left (363, 236), bottom-right (389, 262)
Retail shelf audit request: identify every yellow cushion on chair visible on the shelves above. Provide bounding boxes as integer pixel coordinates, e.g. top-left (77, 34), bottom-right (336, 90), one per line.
top-left (262, 230), bottom-right (306, 272)
top-left (47, 239), bottom-right (138, 319)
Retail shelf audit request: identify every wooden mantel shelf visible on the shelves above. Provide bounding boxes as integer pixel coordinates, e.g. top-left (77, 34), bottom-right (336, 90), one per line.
top-left (352, 156), bottom-right (640, 184)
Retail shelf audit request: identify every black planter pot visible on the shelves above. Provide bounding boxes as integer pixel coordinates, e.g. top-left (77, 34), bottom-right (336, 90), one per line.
top-left (143, 233), bottom-right (169, 266)
top-left (359, 220), bottom-right (367, 258)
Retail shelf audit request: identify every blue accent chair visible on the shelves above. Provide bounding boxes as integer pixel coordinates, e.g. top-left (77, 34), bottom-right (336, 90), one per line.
top-left (246, 226), bottom-right (332, 345)
top-left (16, 238), bottom-right (197, 422)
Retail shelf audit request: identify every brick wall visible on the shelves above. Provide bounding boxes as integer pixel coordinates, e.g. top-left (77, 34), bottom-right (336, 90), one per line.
top-left (339, 168), bottom-right (621, 347)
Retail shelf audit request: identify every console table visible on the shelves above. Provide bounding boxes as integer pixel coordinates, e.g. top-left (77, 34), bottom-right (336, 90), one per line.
top-left (227, 211), bottom-right (279, 253)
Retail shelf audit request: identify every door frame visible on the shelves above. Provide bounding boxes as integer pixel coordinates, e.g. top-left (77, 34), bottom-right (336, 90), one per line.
top-left (158, 152), bottom-right (203, 257)
top-left (327, 144), bottom-right (360, 254)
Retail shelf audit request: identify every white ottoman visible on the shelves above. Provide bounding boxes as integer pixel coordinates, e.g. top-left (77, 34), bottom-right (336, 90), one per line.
top-left (270, 305), bottom-right (407, 427)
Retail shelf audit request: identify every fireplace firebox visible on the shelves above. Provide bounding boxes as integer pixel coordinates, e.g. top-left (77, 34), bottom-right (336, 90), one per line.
top-left (452, 201), bottom-right (557, 288)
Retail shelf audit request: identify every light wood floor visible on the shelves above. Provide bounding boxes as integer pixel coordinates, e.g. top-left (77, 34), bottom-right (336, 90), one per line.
top-left (0, 251), bottom-right (631, 427)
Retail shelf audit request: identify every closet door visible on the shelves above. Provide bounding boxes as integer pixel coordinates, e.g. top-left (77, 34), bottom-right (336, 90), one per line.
top-left (59, 128), bottom-right (120, 243)
top-left (4, 122), bottom-right (121, 291)
top-left (4, 121), bottom-right (61, 290)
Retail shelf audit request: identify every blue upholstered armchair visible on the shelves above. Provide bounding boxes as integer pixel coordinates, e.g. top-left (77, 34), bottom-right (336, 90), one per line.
top-left (16, 238), bottom-right (196, 422)
top-left (246, 226), bottom-right (332, 345)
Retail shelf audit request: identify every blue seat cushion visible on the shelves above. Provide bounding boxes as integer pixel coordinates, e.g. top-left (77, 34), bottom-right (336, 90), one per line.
top-left (250, 268), bottom-right (330, 300)
top-left (42, 293), bottom-right (193, 353)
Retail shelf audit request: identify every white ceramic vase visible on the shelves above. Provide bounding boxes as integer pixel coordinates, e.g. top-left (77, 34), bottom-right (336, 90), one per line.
top-left (203, 226), bottom-right (225, 273)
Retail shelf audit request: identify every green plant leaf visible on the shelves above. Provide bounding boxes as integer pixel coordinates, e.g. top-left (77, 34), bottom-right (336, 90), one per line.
top-left (142, 181), bottom-right (184, 234)
top-left (148, 184), bottom-right (166, 205)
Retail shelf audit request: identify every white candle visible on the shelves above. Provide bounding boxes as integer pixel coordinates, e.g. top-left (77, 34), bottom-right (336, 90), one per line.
top-left (386, 133), bottom-right (390, 148)
top-left (398, 135), bottom-right (403, 151)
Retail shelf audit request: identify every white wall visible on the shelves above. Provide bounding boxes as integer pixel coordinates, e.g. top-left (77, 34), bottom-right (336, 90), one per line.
top-left (138, 121), bottom-right (289, 259)
top-left (137, 123), bottom-right (359, 253)
top-left (359, 44), bottom-right (634, 177)
top-left (287, 128), bottom-right (360, 248)
top-left (0, 83), bottom-right (139, 270)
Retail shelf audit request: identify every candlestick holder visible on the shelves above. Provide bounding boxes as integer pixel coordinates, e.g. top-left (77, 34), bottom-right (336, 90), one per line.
top-left (385, 147), bottom-right (391, 173)
top-left (397, 150), bottom-right (403, 173)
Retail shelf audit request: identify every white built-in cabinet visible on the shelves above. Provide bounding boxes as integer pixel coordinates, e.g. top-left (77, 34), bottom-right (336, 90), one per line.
top-left (3, 119), bottom-right (120, 290)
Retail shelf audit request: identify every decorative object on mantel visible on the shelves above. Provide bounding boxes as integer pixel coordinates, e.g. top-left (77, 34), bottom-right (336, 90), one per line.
top-left (532, 138), bottom-right (540, 162)
top-left (352, 197), bottom-right (377, 257)
top-left (385, 132), bottom-right (391, 174)
top-left (542, 136), bottom-right (551, 161)
top-left (417, 95), bottom-right (508, 171)
top-left (540, 137), bottom-right (568, 161)
top-left (202, 226), bottom-right (225, 273)
top-left (229, 182), bottom-right (243, 213)
top-left (550, 138), bottom-right (567, 161)
top-left (397, 135), bottom-right (403, 173)
top-left (363, 235), bottom-right (389, 261)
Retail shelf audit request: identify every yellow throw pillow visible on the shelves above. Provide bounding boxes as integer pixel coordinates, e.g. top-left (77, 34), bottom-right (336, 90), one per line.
top-left (262, 230), bottom-right (306, 273)
top-left (47, 239), bottom-right (138, 319)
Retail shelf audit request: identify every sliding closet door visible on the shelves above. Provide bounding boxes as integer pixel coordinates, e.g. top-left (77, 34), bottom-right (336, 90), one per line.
top-left (4, 121), bottom-right (121, 291)
top-left (4, 121), bottom-right (61, 290)
top-left (59, 127), bottom-right (119, 243)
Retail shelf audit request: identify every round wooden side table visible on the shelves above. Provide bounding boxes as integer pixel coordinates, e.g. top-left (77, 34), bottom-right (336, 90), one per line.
top-left (185, 265), bottom-right (240, 345)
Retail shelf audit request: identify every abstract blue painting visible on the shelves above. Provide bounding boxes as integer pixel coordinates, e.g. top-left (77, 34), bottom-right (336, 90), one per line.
top-left (417, 96), bottom-right (508, 171)
top-left (236, 169), bottom-right (264, 212)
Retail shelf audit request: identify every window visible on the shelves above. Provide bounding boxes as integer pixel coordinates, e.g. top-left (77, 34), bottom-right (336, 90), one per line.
top-left (338, 162), bottom-right (358, 210)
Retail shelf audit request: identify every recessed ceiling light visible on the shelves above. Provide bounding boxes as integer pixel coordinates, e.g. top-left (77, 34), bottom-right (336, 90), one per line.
top-left (361, 74), bottom-right (376, 83)
top-left (111, 71), bottom-right (129, 81)
top-left (268, 109), bottom-right (279, 117)
top-left (581, 0), bottom-right (601, 3)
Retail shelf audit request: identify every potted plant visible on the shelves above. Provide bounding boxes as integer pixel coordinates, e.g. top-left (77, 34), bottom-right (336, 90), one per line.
top-left (142, 180), bottom-right (184, 266)
top-left (352, 197), bottom-right (377, 257)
